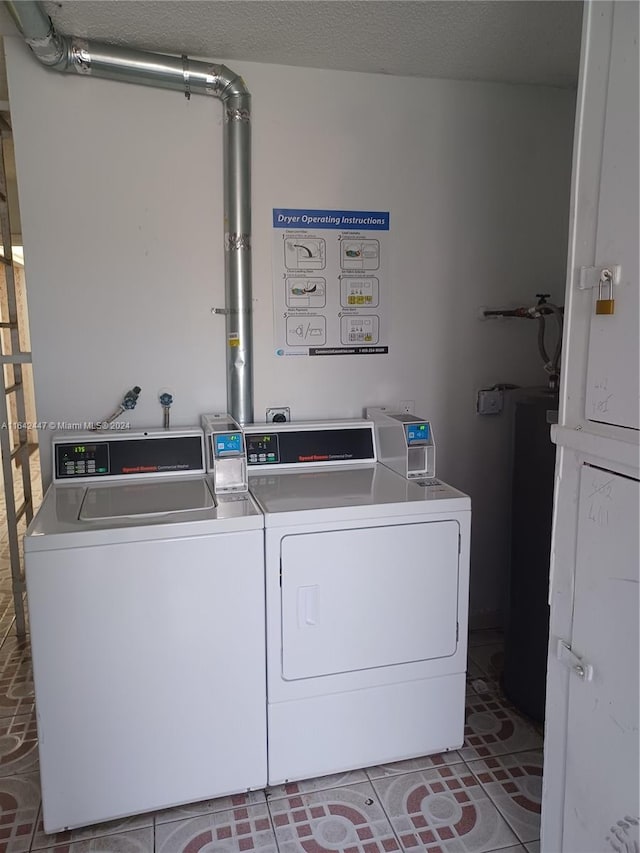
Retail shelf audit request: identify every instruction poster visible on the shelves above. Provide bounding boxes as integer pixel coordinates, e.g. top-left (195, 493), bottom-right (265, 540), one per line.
top-left (272, 208), bottom-right (390, 356)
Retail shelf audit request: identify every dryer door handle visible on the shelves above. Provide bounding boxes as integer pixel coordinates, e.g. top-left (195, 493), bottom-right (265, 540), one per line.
top-left (297, 585), bottom-right (319, 627)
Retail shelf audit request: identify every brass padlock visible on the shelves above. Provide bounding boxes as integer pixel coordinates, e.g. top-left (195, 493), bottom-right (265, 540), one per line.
top-left (596, 269), bottom-right (615, 315)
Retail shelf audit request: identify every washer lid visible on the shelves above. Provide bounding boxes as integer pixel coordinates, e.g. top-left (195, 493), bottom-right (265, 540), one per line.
top-left (79, 477), bottom-right (215, 520)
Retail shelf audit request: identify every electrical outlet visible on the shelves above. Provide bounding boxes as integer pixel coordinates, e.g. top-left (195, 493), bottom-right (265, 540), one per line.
top-left (477, 389), bottom-right (503, 415)
top-left (399, 400), bottom-right (415, 415)
top-left (266, 407), bottom-right (290, 423)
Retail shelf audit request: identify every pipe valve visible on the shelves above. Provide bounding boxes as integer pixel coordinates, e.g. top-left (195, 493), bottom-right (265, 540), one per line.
top-left (123, 386), bottom-right (142, 410)
top-left (159, 392), bottom-right (174, 430)
top-left (91, 384), bottom-right (141, 430)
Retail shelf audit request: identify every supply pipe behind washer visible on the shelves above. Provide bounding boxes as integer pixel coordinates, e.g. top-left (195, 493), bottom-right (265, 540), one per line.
top-left (5, 1), bottom-right (254, 424)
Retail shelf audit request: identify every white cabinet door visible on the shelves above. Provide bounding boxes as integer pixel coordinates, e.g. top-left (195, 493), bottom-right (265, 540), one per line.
top-left (561, 466), bottom-right (639, 851)
top-left (585, 1), bottom-right (639, 430)
top-left (544, 2), bottom-right (640, 850)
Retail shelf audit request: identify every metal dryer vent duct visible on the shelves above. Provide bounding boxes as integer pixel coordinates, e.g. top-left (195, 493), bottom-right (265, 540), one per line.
top-left (5, 0), bottom-right (254, 424)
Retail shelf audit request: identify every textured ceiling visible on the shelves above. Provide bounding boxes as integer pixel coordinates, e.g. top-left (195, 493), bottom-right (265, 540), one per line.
top-left (0, 1), bottom-right (583, 89)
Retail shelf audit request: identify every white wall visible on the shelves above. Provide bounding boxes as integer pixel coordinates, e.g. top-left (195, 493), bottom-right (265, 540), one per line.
top-left (5, 38), bottom-right (575, 625)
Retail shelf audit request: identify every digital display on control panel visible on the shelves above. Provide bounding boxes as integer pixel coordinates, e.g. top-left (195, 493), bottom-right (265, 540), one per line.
top-left (405, 423), bottom-right (430, 445)
top-left (213, 433), bottom-right (243, 457)
top-left (246, 433), bottom-right (280, 465)
top-left (56, 443), bottom-right (110, 479)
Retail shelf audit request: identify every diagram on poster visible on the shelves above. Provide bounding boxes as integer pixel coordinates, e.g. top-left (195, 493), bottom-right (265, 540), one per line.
top-left (341, 239), bottom-right (379, 270)
top-left (286, 277), bottom-right (326, 309)
top-left (273, 208), bottom-right (389, 356)
top-left (284, 238), bottom-right (326, 270)
top-left (340, 277), bottom-right (379, 308)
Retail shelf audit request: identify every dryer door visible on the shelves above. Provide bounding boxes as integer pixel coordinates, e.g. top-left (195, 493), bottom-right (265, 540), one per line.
top-left (281, 520), bottom-right (460, 680)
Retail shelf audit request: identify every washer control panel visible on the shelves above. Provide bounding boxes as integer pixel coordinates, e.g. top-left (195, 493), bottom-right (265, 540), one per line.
top-left (213, 432), bottom-right (244, 457)
top-left (57, 442), bottom-right (109, 478)
top-left (53, 431), bottom-right (205, 482)
top-left (200, 413), bottom-right (248, 493)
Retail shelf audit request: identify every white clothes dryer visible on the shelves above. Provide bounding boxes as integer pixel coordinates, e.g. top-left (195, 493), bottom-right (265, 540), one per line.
top-left (245, 420), bottom-right (471, 785)
top-left (24, 428), bottom-right (267, 832)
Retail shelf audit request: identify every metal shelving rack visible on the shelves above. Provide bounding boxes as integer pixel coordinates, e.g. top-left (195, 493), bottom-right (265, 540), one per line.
top-left (0, 115), bottom-right (34, 638)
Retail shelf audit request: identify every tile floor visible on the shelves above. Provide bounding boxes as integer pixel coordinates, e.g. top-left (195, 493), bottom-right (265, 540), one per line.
top-left (0, 470), bottom-right (544, 852)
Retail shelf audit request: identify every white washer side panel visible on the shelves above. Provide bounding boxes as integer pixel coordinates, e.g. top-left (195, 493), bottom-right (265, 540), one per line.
top-left (26, 531), bottom-right (267, 832)
top-left (281, 521), bottom-right (459, 679)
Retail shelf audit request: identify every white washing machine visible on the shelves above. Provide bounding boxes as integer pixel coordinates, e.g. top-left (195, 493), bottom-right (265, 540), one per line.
top-left (24, 428), bottom-right (266, 832)
top-left (245, 419), bottom-right (471, 785)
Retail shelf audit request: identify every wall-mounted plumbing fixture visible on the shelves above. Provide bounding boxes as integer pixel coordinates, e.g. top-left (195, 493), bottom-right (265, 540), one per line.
top-left (6, 0), bottom-right (254, 424)
top-left (159, 392), bottom-right (174, 429)
top-left (481, 294), bottom-right (564, 390)
top-left (92, 385), bottom-right (141, 430)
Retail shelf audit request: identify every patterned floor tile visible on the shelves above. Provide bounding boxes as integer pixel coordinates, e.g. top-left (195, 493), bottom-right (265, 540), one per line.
top-left (372, 765), bottom-right (519, 852)
top-left (466, 751), bottom-right (542, 843)
top-left (460, 696), bottom-right (542, 762)
top-left (0, 591), bottom-right (16, 628)
top-left (267, 769), bottom-right (369, 800)
top-left (467, 630), bottom-right (504, 649)
top-left (524, 840), bottom-right (540, 853)
top-left (467, 678), bottom-right (502, 701)
top-left (156, 802), bottom-right (277, 853)
top-left (31, 807), bottom-right (153, 850)
top-left (466, 661), bottom-right (486, 684)
top-left (0, 615), bottom-right (20, 649)
top-left (467, 645), bottom-right (504, 680)
top-left (0, 708), bottom-right (39, 776)
top-left (0, 633), bottom-right (34, 720)
top-left (0, 771), bottom-right (40, 852)
top-left (154, 788), bottom-right (268, 825)
top-left (33, 826), bottom-right (153, 852)
top-left (268, 780), bottom-right (400, 853)
top-left (366, 752), bottom-right (463, 780)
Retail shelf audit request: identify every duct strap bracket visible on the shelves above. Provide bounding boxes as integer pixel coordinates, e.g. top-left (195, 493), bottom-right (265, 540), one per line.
top-left (226, 107), bottom-right (251, 123)
top-left (225, 233), bottom-right (251, 251)
top-left (182, 55), bottom-right (191, 100)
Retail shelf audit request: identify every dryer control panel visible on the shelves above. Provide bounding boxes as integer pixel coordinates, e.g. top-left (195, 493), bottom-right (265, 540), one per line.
top-left (244, 420), bottom-right (376, 469)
